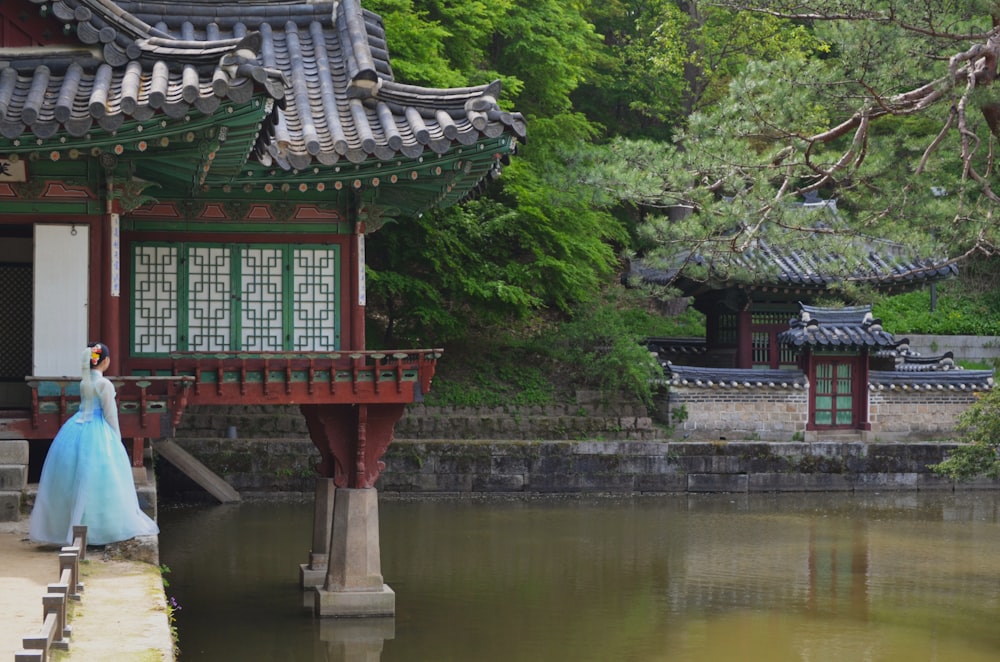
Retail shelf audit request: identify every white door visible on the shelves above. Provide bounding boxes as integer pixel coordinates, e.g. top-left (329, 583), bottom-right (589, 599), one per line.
top-left (33, 224), bottom-right (89, 376)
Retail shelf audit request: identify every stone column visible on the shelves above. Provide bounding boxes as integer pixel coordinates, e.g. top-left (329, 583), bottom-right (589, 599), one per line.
top-left (315, 487), bottom-right (394, 617)
top-left (301, 477), bottom-right (336, 588)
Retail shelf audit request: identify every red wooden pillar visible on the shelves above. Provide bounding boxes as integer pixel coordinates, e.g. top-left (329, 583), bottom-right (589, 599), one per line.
top-left (301, 403), bottom-right (406, 488)
top-left (735, 309), bottom-right (753, 369)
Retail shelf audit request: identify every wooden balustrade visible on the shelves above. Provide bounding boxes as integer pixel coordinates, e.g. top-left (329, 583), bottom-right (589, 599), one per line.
top-left (14, 526), bottom-right (87, 661)
top-left (11, 349), bottom-right (441, 442)
top-left (127, 349), bottom-right (442, 406)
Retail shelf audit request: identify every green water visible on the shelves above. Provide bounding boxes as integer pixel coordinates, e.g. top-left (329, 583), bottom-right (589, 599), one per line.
top-left (158, 492), bottom-right (1000, 661)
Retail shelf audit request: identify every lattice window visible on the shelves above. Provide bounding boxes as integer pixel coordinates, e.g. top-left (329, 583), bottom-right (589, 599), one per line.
top-left (188, 246), bottom-right (231, 352)
top-left (718, 313), bottom-right (737, 345)
top-left (750, 308), bottom-right (798, 369)
top-left (133, 245), bottom-right (179, 354)
top-left (132, 242), bottom-right (340, 355)
top-left (241, 248), bottom-right (285, 351)
top-left (751, 331), bottom-right (771, 368)
top-left (750, 311), bottom-right (786, 326)
top-left (292, 248), bottom-right (339, 351)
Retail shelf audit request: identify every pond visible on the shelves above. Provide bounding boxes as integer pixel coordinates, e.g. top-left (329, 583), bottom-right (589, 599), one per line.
top-left (158, 492), bottom-right (1000, 662)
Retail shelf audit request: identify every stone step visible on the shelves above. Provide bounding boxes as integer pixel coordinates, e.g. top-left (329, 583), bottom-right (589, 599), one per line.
top-left (0, 464), bottom-right (27, 491)
top-left (0, 491), bottom-right (21, 521)
top-left (0, 438), bottom-right (28, 465)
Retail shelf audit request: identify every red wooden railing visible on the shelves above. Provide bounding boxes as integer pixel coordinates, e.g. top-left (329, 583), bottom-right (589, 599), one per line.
top-left (7, 349), bottom-right (440, 442)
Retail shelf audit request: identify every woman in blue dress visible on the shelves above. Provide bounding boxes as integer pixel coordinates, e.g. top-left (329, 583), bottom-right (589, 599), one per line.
top-left (29, 343), bottom-right (159, 546)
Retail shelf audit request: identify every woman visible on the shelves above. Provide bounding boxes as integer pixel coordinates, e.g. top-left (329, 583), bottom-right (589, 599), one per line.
top-left (29, 343), bottom-right (159, 546)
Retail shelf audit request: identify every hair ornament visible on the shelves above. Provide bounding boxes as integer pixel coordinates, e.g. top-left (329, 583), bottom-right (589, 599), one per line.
top-left (89, 343), bottom-right (109, 367)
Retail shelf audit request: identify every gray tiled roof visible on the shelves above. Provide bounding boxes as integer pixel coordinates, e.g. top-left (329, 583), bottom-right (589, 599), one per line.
top-left (664, 363), bottom-right (994, 391)
top-left (869, 369), bottom-right (994, 390)
top-left (645, 337), bottom-right (707, 362)
top-left (665, 364), bottom-right (809, 389)
top-left (5, 0), bottom-right (526, 170)
top-left (777, 304), bottom-right (899, 349)
top-left (628, 200), bottom-right (957, 294)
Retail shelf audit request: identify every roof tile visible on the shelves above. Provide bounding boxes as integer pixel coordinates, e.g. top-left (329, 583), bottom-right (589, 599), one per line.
top-left (4, 0), bottom-right (525, 172)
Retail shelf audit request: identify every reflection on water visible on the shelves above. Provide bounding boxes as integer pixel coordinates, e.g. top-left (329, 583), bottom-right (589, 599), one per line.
top-left (158, 493), bottom-right (1000, 662)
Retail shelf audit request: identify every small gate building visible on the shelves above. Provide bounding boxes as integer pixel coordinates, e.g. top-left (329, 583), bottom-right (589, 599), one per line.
top-left (629, 199), bottom-right (994, 441)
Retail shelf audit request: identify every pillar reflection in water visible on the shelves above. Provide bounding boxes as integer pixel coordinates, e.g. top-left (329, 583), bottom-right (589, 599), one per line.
top-left (318, 617), bottom-right (394, 662)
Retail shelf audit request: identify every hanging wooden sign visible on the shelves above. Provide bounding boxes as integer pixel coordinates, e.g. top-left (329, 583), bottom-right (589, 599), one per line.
top-left (0, 158), bottom-right (27, 182)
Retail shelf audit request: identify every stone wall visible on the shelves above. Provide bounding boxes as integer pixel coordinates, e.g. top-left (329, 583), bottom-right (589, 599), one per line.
top-left (869, 389), bottom-right (981, 442)
top-left (174, 390), bottom-right (661, 443)
top-left (906, 334), bottom-right (1000, 366)
top-left (666, 385), bottom-right (809, 441)
top-left (154, 438), bottom-right (1000, 498)
top-left (665, 382), bottom-right (984, 443)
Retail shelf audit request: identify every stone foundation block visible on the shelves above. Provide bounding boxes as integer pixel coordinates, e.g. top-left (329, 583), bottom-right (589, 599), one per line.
top-left (0, 465), bottom-right (27, 490)
top-left (0, 439), bottom-right (28, 464)
top-left (315, 585), bottom-right (395, 618)
top-left (0, 491), bottom-right (21, 522)
top-left (687, 473), bottom-right (747, 493)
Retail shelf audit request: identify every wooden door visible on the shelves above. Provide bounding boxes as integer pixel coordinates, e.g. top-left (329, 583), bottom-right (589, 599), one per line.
top-left (811, 358), bottom-right (857, 428)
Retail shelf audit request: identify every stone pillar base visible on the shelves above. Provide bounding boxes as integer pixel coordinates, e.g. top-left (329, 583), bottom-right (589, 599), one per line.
top-left (315, 584), bottom-right (395, 618)
top-left (300, 563), bottom-right (327, 588)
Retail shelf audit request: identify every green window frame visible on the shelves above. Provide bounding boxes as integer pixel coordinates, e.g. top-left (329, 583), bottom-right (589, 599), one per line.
top-left (132, 242), bottom-right (341, 355)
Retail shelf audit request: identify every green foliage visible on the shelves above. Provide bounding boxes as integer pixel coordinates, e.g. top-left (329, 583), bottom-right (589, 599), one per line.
top-left (424, 286), bottom-right (697, 408)
top-left (537, 300), bottom-right (663, 408)
top-left (930, 389), bottom-right (1000, 481)
top-left (493, 0), bottom-right (604, 117)
top-left (874, 282), bottom-right (1000, 336)
top-left (365, 111), bottom-right (629, 347)
top-left (366, 199), bottom-right (544, 345)
top-left (576, 1), bottom-right (825, 137)
top-left (425, 349), bottom-right (557, 407)
top-left (364, 0), bottom-right (468, 87)
top-left (362, 0), bottom-right (1000, 393)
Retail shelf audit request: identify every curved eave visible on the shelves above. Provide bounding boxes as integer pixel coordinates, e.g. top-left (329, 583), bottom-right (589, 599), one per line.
top-left (141, 134), bottom-right (515, 218)
top-left (0, 97), bottom-right (273, 192)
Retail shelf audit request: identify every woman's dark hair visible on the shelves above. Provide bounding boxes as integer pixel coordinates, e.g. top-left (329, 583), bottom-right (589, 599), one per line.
top-left (89, 342), bottom-right (110, 367)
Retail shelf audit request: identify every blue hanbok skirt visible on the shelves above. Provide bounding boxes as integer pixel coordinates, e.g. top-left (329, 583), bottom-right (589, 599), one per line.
top-left (29, 405), bottom-right (159, 546)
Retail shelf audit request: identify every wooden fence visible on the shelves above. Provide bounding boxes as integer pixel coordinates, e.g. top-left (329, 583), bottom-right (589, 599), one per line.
top-left (13, 526), bottom-right (87, 662)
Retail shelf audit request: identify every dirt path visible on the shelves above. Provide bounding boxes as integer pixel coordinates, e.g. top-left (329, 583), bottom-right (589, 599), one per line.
top-left (0, 518), bottom-right (175, 660)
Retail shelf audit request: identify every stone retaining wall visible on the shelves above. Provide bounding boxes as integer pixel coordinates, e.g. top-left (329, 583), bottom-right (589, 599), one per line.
top-left (906, 334), bottom-right (1000, 366)
top-left (154, 439), bottom-right (1000, 498)
top-left (174, 390), bottom-right (661, 443)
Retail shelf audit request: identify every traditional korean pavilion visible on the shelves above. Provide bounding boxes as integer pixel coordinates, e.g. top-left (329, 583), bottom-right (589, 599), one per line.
top-left (629, 199), bottom-right (958, 370)
top-left (0, 0), bottom-right (524, 616)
